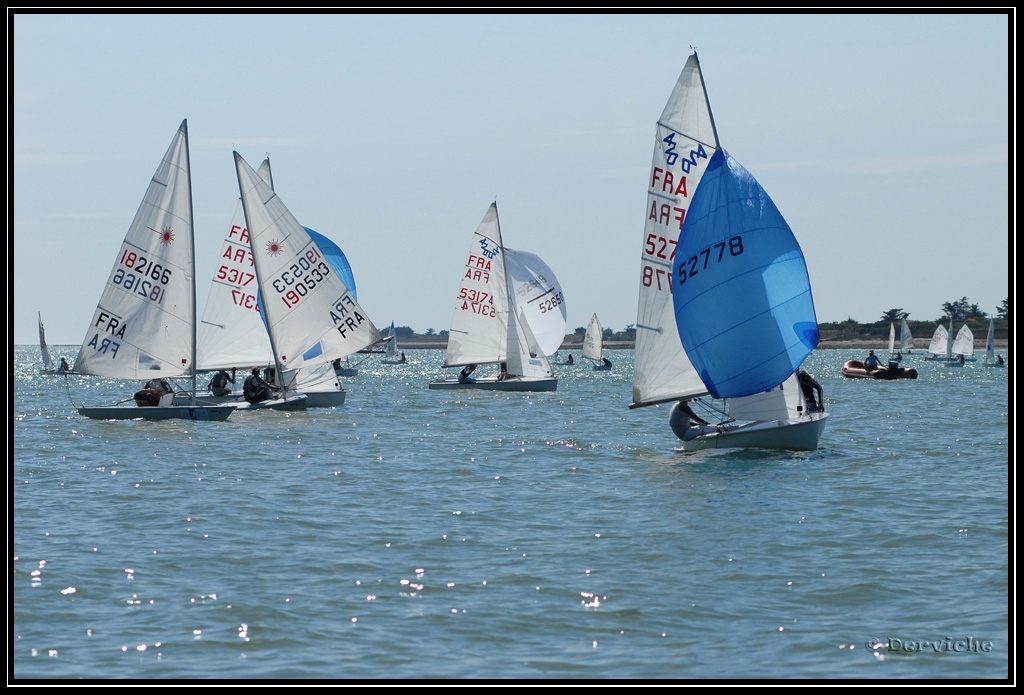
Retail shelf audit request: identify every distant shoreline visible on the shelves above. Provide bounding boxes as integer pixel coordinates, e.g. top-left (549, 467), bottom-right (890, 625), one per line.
top-left (383, 339), bottom-right (1010, 352)
top-left (21, 339), bottom-right (1009, 352)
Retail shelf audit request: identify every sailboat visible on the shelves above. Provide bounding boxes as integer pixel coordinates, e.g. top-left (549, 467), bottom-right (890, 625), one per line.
top-left (233, 151), bottom-right (382, 404)
top-left (582, 313), bottom-right (611, 370)
top-left (900, 318), bottom-right (914, 353)
top-left (189, 157), bottom-right (354, 408)
top-left (36, 312), bottom-right (74, 375)
top-left (428, 202), bottom-right (557, 391)
top-left (38, 311), bottom-right (56, 374)
top-left (983, 318), bottom-right (1004, 367)
top-left (72, 120), bottom-right (233, 421)
top-left (925, 320), bottom-right (952, 361)
top-left (380, 322), bottom-right (407, 364)
top-left (951, 323), bottom-right (976, 362)
top-left (629, 52), bottom-right (827, 451)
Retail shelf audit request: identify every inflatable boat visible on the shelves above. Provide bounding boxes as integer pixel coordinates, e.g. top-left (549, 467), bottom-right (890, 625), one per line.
top-left (841, 359), bottom-right (918, 380)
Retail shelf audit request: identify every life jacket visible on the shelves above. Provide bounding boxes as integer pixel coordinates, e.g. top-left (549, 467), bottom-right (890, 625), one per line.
top-left (211, 371), bottom-right (227, 389)
top-left (244, 376), bottom-right (259, 400)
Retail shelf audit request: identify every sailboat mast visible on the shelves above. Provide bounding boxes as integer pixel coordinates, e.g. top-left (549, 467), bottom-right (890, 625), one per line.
top-left (182, 119), bottom-right (198, 406)
top-left (494, 202), bottom-right (513, 365)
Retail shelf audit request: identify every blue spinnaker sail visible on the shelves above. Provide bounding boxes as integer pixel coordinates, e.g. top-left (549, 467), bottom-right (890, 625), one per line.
top-left (671, 148), bottom-right (818, 399)
top-left (305, 227), bottom-right (356, 301)
top-left (257, 226), bottom-right (357, 332)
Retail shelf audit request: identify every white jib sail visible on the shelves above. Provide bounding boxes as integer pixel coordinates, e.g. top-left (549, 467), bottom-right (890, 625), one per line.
top-left (503, 247), bottom-right (567, 358)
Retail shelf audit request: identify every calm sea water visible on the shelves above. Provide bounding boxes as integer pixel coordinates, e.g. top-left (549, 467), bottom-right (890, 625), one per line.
top-left (12, 346), bottom-right (1009, 681)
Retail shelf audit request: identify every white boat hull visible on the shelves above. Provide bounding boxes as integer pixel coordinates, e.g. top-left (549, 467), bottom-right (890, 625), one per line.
top-left (78, 404), bottom-right (234, 421)
top-left (671, 407), bottom-right (829, 452)
top-left (233, 394), bottom-right (308, 411)
top-left (172, 392), bottom-right (308, 411)
top-left (428, 377), bottom-right (557, 392)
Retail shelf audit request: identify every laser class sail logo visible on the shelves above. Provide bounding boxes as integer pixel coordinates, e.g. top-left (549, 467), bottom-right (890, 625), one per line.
top-left (866, 636), bottom-right (994, 653)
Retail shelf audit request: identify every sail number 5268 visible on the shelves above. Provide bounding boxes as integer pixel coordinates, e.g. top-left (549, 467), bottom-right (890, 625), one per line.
top-left (677, 236), bottom-right (744, 285)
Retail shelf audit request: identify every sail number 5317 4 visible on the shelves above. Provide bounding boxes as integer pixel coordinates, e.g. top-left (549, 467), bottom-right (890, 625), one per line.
top-left (677, 236), bottom-right (744, 285)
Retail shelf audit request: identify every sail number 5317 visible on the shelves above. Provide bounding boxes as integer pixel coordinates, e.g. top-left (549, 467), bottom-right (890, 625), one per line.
top-left (677, 236), bottom-right (744, 285)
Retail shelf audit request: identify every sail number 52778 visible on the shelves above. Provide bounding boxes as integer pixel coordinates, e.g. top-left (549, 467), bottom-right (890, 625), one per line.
top-left (677, 236), bottom-right (744, 285)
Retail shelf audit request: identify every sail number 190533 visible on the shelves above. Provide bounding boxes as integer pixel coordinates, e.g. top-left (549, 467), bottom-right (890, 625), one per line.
top-left (271, 247), bottom-right (332, 309)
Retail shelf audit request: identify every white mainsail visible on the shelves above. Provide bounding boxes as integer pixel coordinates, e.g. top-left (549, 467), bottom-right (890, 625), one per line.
top-left (383, 322), bottom-right (398, 360)
top-left (985, 318), bottom-right (995, 363)
top-left (888, 322), bottom-right (896, 356)
top-left (38, 312), bottom-right (54, 371)
top-left (234, 152), bottom-right (382, 380)
top-left (631, 53), bottom-right (719, 407)
top-left (900, 318), bottom-right (914, 350)
top-left (74, 121), bottom-right (196, 381)
top-left (196, 159), bottom-right (275, 371)
top-left (443, 203), bottom-right (510, 367)
top-left (951, 324), bottom-right (975, 357)
top-left (927, 323), bottom-right (949, 358)
top-left (582, 313), bottom-right (603, 362)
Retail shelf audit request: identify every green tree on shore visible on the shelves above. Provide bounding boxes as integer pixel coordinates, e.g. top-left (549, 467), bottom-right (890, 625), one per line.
top-left (881, 308), bottom-right (909, 322)
top-left (941, 297), bottom-right (986, 321)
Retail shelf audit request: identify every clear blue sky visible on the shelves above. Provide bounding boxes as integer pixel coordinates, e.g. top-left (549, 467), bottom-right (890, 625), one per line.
top-left (13, 12), bottom-right (1010, 346)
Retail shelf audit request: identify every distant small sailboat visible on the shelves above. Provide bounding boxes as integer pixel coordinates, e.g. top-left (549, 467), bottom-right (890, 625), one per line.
top-left (582, 313), bottom-right (611, 370)
top-left (925, 320), bottom-right (953, 361)
top-left (36, 312), bottom-right (73, 375)
top-left (951, 323), bottom-right (976, 362)
top-left (900, 318), bottom-right (914, 353)
top-left (381, 322), bottom-right (407, 364)
top-left (983, 318), bottom-right (1004, 367)
top-left (38, 311), bottom-right (55, 373)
